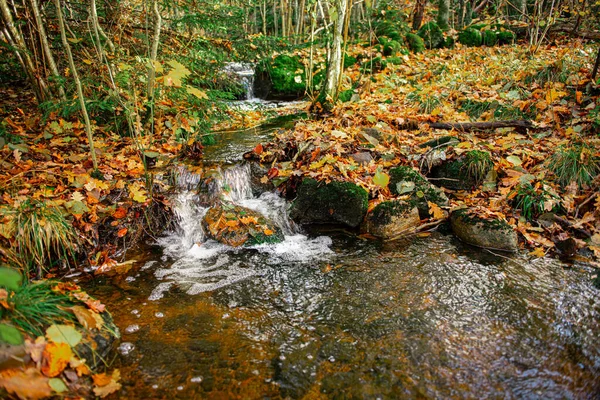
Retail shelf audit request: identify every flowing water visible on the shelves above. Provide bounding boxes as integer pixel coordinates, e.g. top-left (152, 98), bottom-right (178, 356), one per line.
top-left (83, 125), bottom-right (600, 399)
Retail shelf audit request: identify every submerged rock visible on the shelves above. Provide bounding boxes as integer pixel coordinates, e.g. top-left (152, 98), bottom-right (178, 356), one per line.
top-left (388, 166), bottom-right (448, 218)
top-left (362, 200), bottom-right (421, 239)
top-left (248, 162), bottom-right (275, 197)
top-left (290, 179), bottom-right (368, 228)
top-left (202, 202), bottom-right (284, 247)
top-left (450, 208), bottom-right (518, 251)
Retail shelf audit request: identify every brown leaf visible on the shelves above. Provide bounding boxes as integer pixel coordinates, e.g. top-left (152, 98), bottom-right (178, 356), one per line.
top-left (0, 368), bottom-right (52, 400)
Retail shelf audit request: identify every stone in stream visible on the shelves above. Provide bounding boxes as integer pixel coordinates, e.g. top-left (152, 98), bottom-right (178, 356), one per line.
top-left (248, 162), bottom-right (275, 197)
top-left (290, 178), bottom-right (368, 228)
top-left (361, 200), bottom-right (421, 239)
top-left (450, 208), bottom-right (518, 252)
top-left (388, 166), bottom-right (448, 219)
top-left (202, 202), bottom-right (284, 247)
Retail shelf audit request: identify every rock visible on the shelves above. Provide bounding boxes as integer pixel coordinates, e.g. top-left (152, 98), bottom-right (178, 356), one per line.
top-left (419, 136), bottom-right (459, 170)
top-left (428, 150), bottom-right (493, 190)
top-left (202, 202), bottom-right (284, 247)
top-left (74, 311), bottom-right (119, 369)
top-left (248, 162), bottom-right (274, 197)
top-left (290, 179), bottom-right (368, 228)
top-left (362, 200), bottom-right (420, 239)
top-left (450, 209), bottom-right (518, 252)
top-left (349, 152), bottom-right (373, 165)
top-left (388, 166), bottom-right (448, 218)
top-left (197, 169), bottom-right (223, 207)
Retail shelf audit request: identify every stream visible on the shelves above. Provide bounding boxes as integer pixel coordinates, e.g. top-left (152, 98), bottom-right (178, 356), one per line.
top-left (82, 115), bottom-right (600, 399)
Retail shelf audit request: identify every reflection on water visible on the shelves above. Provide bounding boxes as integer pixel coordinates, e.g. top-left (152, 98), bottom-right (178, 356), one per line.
top-left (85, 231), bottom-right (600, 399)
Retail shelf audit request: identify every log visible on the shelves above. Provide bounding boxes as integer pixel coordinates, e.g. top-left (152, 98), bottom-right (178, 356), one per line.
top-left (396, 120), bottom-right (536, 132)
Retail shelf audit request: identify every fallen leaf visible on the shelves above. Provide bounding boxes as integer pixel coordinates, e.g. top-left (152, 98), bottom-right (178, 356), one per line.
top-left (46, 324), bottom-right (82, 347)
top-left (0, 367), bottom-right (52, 400)
top-left (41, 342), bottom-right (73, 377)
top-left (113, 207), bottom-right (127, 219)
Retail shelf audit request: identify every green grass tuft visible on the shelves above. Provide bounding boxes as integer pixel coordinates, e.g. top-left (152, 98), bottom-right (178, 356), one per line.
top-left (549, 143), bottom-right (600, 189)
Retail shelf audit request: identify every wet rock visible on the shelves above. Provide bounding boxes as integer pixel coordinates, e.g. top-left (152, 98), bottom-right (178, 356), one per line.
top-left (450, 208), bottom-right (518, 252)
top-left (197, 169), bottom-right (223, 207)
top-left (74, 311), bottom-right (119, 368)
top-left (388, 166), bottom-right (448, 219)
top-left (428, 150), bottom-right (493, 190)
top-left (349, 151), bottom-right (373, 165)
top-left (290, 179), bottom-right (368, 228)
top-left (202, 202), bottom-right (284, 247)
top-left (362, 200), bottom-right (421, 239)
top-left (248, 162), bottom-right (274, 196)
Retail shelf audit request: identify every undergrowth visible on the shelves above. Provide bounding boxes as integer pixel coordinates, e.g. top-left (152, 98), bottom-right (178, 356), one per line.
top-left (549, 143), bottom-right (600, 189)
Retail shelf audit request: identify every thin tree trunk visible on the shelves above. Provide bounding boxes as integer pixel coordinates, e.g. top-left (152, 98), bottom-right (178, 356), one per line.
top-left (147, 0), bottom-right (162, 101)
top-left (54, 0), bottom-right (98, 171)
top-left (90, 0), bottom-right (114, 53)
top-left (412, 0), bottom-right (427, 30)
top-left (0, 0), bottom-right (48, 102)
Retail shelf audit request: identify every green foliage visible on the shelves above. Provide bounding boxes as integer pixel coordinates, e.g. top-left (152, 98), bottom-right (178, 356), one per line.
top-left (0, 323), bottom-right (23, 345)
top-left (462, 150), bottom-right (493, 184)
top-left (0, 267), bottom-right (23, 291)
top-left (458, 28), bottom-right (483, 47)
top-left (510, 182), bottom-right (560, 220)
top-left (4, 281), bottom-right (75, 338)
top-left (374, 21), bottom-right (406, 42)
top-left (549, 143), bottom-right (600, 188)
top-left (483, 30), bottom-right (498, 46)
top-left (361, 57), bottom-right (388, 73)
top-left (417, 22), bottom-right (445, 49)
top-left (405, 33), bottom-right (426, 53)
top-left (444, 36), bottom-right (456, 48)
top-left (383, 39), bottom-right (403, 56)
top-left (14, 200), bottom-right (79, 277)
top-left (256, 55), bottom-right (305, 96)
top-left (460, 99), bottom-right (533, 120)
top-left (344, 54), bottom-right (358, 68)
top-left (339, 89), bottom-right (354, 102)
top-left (387, 56), bottom-right (404, 65)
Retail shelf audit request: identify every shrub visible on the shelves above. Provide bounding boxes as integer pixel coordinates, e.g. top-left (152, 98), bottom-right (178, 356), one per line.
top-left (417, 22), bottom-right (445, 49)
top-left (13, 201), bottom-right (79, 277)
top-left (383, 40), bottom-right (403, 56)
top-left (444, 36), bottom-right (456, 48)
top-left (510, 182), bottom-right (560, 221)
top-left (497, 30), bottom-right (516, 45)
top-left (549, 143), bottom-right (600, 188)
top-left (483, 30), bottom-right (498, 46)
top-left (458, 28), bottom-right (482, 47)
top-left (405, 33), bottom-right (425, 53)
top-left (462, 150), bottom-right (493, 184)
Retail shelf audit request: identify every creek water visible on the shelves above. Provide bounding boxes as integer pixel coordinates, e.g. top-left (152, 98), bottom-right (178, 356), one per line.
top-left (83, 122), bottom-right (600, 399)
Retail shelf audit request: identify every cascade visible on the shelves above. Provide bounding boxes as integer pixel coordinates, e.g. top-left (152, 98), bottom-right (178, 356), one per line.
top-left (223, 62), bottom-right (256, 100)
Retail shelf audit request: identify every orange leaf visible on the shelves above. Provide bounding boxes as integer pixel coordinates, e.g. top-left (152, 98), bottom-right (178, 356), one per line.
top-left (0, 367), bottom-right (52, 400)
top-left (254, 143), bottom-right (263, 155)
top-left (263, 228), bottom-right (274, 236)
top-left (41, 342), bottom-right (73, 377)
top-left (92, 373), bottom-right (113, 387)
top-left (113, 207), bottom-right (127, 219)
top-left (117, 228), bottom-right (128, 237)
top-left (225, 220), bottom-right (239, 228)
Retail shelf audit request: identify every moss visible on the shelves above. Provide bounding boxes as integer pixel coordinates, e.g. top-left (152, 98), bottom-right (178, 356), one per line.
top-left (387, 56), bottom-right (404, 65)
top-left (383, 40), bottom-right (403, 56)
top-left (444, 36), bottom-right (455, 48)
top-left (389, 166), bottom-right (448, 218)
top-left (360, 57), bottom-right (387, 73)
top-left (452, 208), bottom-right (511, 231)
top-left (429, 150), bottom-right (493, 190)
top-left (375, 21), bottom-right (405, 42)
top-left (369, 200), bottom-right (413, 225)
top-left (458, 28), bottom-right (482, 47)
top-left (497, 30), bottom-right (516, 45)
top-left (256, 55), bottom-right (305, 97)
top-left (483, 30), bottom-right (498, 46)
top-left (417, 22), bottom-right (445, 49)
top-left (343, 54), bottom-right (358, 68)
top-left (405, 33), bottom-right (425, 53)
top-left (339, 89), bottom-right (354, 103)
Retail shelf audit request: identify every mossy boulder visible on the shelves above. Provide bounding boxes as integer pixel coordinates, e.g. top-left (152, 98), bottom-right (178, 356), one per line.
top-left (362, 200), bottom-right (421, 239)
top-left (444, 36), bottom-right (456, 48)
top-left (405, 33), bottom-right (425, 53)
top-left (382, 39), bottom-right (403, 56)
top-left (482, 30), bottom-right (498, 46)
top-left (418, 22), bottom-right (445, 49)
top-left (290, 179), bottom-right (368, 228)
top-left (450, 209), bottom-right (518, 251)
top-left (388, 166), bottom-right (448, 219)
top-left (458, 28), bottom-right (483, 47)
top-left (254, 55), bottom-right (305, 100)
top-left (361, 57), bottom-right (387, 73)
top-left (202, 202), bottom-right (284, 247)
top-left (428, 150), bottom-right (493, 190)
top-left (497, 30), bottom-right (516, 45)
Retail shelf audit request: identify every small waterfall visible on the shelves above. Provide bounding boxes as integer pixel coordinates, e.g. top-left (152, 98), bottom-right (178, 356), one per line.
top-left (223, 62), bottom-right (256, 100)
top-left (151, 163), bottom-right (332, 300)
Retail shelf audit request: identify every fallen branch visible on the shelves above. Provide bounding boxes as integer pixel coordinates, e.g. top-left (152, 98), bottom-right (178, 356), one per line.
top-left (396, 120), bottom-right (536, 132)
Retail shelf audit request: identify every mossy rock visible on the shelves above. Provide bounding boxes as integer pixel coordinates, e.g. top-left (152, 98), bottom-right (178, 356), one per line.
top-left (428, 150), bottom-right (493, 190)
top-left (387, 56), bottom-right (404, 65)
top-left (339, 89), bottom-right (354, 103)
top-left (444, 36), bottom-right (456, 48)
top-left (361, 200), bottom-right (421, 239)
top-left (202, 202), bottom-right (284, 247)
top-left (254, 55), bottom-right (305, 100)
top-left (248, 162), bottom-right (275, 197)
top-left (458, 28), bottom-right (482, 47)
top-left (450, 209), bottom-right (518, 252)
top-left (417, 22), bottom-right (445, 49)
top-left (497, 30), bottom-right (516, 45)
top-left (375, 21), bottom-right (405, 42)
top-left (405, 33), bottom-right (425, 53)
top-left (483, 30), bottom-right (498, 46)
top-left (383, 39), bottom-right (403, 56)
top-left (389, 166), bottom-right (449, 219)
top-left (290, 179), bottom-right (368, 228)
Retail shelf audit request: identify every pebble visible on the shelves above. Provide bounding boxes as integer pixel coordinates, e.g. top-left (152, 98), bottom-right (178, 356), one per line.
top-left (125, 276), bottom-right (136, 282)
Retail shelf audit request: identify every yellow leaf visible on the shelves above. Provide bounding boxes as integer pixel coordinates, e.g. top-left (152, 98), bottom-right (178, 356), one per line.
top-left (427, 201), bottom-right (446, 220)
top-left (263, 228), bottom-right (274, 236)
top-left (93, 369), bottom-right (122, 398)
top-left (186, 86), bottom-right (208, 99)
top-left (71, 192), bottom-right (85, 202)
top-left (41, 342), bottom-right (73, 377)
top-left (529, 247), bottom-right (546, 258)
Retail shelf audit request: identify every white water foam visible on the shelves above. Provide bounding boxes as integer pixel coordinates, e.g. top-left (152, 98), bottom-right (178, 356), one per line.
top-left (150, 164), bottom-right (333, 300)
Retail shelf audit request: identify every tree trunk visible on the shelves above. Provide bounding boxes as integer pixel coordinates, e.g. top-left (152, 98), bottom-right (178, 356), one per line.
top-left (90, 0), bottom-right (115, 53)
top-left (412, 0), bottom-right (427, 30)
top-left (437, 0), bottom-right (450, 30)
top-left (0, 0), bottom-right (48, 102)
top-left (54, 0), bottom-right (98, 171)
top-left (314, 0), bottom-right (351, 111)
top-left (147, 0), bottom-right (162, 101)
top-left (592, 46), bottom-right (600, 82)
